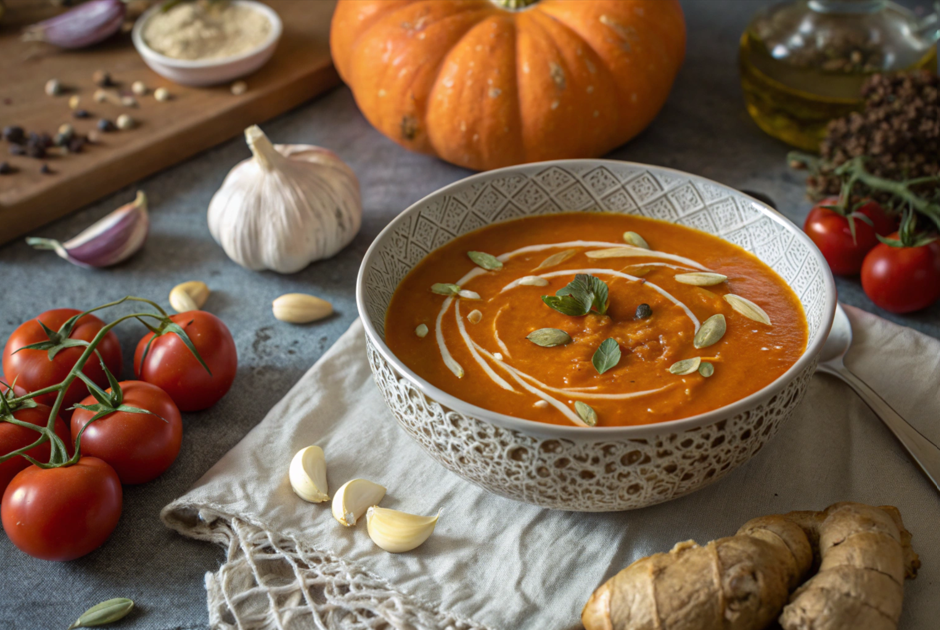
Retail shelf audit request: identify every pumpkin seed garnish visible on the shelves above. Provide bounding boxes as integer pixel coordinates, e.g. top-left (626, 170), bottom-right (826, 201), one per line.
top-left (535, 248), bottom-right (577, 269)
top-left (669, 357), bottom-right (701, 375)
top-left (526, 328), bottom-right (572, 347)
top-left (694, 314), bottom-right (726, 349)
top-left (415, 324), bottom-right (429, 338)
top-left (635, 303), bottom-right (652, 320)
top-left (574, 401), bottom-right (597, 427)
top-left (458, 289), bottom-right (481, 300)
top-left (674, 272), bottom-right (728, 286)
top-left (467, 309), bottom-right (482, 324)
top-left (68, 598), bottom-right (134, 629)
top-left (431, 283), bottom-right (461, 296)
top-left (592, 338), bottom-right (621, 374)
top-left (723, 293), bottom-right (772, 325)
top-left (468, 251), bottom-right (503, 271)
top-left (699, 362), bottom-right (715, 377)
top-left (518, 275), bottom-right (549, 287)
top-left (623, 231), bottom-right (650, 249)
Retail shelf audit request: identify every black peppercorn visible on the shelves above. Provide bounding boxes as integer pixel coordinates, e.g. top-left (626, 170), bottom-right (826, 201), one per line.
top-left (635, 304), bottom-right (652, 320)
top-left (68, 137), bottom-right (86, 153)
top-left (39, 164), bottom-right (52, 175)
top-left (2, 125), bottom-right (24, 144)
top-left (73, 109), bottom-right (91, 119)
top-left (9, 144), bottom-right (25, 156)
top-left (28, 132), bottom-right (53, 149)
top-left (26, 144), bottom-right (46, 159)
top-left (97, 118), bottom-right (116, 132)
top-left (0, 162), bottom-right (12, 175)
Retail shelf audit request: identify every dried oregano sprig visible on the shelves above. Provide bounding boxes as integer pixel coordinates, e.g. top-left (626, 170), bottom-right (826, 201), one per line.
top-left (0, 297), bottom-right (209, 470)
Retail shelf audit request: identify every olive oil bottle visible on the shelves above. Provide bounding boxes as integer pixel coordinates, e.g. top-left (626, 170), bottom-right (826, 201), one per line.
top-left (739, 0), bottom-right (939, 152)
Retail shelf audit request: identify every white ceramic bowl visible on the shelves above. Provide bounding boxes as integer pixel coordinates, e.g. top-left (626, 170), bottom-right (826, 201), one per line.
top-left (357, 160), bottom-right (836, 512)
top-left (132, 0), bottom-right (282, 87)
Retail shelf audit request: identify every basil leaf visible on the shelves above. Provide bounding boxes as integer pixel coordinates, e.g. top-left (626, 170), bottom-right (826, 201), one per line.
top-left (431, 283), bottom-right (461, 296)
top-left (588, 275), bottom-right (609, 315)
top-left (541, 295), bottom-right (591, 316)
top-left (467, 251), bottom-right (503, 271)
top-left (526, 328), bottom-right (572, 347)
top-left (591, 338), bottom-right (621, 374)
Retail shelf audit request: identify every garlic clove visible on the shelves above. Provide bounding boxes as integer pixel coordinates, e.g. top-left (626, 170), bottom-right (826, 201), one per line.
top-left (273, 293), bottom-right (333, 324)
top-left (26, 191), bottom-right (148, 268)
top-left (289, 445), bottom-right (329, 503)
top-left (169, 281), bottom-right (210, 313)
top-left (332, 479), bottom-right (386, 527)
top-left (366, 506), bottom-right (440, 553)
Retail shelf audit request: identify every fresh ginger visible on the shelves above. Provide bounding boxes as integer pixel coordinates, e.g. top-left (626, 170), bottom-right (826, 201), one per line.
top-left (582, 502), bottom-right (919, 630)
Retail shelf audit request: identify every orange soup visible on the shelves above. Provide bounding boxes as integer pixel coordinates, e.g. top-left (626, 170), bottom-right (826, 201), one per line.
top-left (385, 213), bottom-right (807, 428)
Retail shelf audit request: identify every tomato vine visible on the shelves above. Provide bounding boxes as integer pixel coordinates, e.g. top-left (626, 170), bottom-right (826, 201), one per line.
top-left (0, 297), bottom-right (208, 469)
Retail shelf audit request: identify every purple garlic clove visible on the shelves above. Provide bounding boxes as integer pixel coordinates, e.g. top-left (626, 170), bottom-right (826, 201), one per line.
top-left (27, 191), bottom-right (149, 268)
top-left (23, 0), bottom-right (126, 50)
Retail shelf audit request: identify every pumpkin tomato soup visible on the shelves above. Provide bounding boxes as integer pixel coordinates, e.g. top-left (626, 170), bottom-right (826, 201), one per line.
top-left (385, 213), bottom-right (807, 428)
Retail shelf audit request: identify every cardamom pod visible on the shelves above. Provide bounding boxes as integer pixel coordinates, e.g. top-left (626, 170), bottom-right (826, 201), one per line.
top-left (694, 314), bottom-right (726, 349)
top-left (68, 598), bottom-right (134, 629)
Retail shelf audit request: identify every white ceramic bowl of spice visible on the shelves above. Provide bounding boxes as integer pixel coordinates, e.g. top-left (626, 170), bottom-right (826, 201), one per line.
top-left (132, 0), bottom-right (282, 87)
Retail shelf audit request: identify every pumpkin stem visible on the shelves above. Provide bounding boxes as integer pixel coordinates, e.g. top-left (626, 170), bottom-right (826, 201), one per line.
top-left (244, 125), bottom-right (282, 172)
top-left (492, 0), bottom-right (539, 10)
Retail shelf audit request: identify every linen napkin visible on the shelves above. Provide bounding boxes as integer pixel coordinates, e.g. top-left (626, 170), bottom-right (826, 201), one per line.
top-left (162, 305), bottom-right (940, 630)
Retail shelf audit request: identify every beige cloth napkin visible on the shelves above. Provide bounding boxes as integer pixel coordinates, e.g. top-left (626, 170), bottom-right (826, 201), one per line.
top-left (162, 305), bottom-right (940, 630)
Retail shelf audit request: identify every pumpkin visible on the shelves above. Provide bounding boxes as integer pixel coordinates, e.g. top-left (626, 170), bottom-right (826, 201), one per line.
top-left (330, 0), bottom-right (686, 171)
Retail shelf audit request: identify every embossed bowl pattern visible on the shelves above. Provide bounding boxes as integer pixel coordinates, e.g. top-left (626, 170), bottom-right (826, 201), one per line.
top-left (356, 160), bottom-right (836, 512)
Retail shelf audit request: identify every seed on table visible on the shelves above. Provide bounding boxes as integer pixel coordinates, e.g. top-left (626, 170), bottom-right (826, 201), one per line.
top-left (3, 125), bottom-right (24, 143)
top-left (116, 114), bottom-right (135, 130)
top-left (154, 87), bottom-right (171, 102)
top-left (69, 95), bottom-right (81, 110)
top-left (0, 162), bottom-right (12, 174)
top-left (98, 119), bottom-right (116, 132)
top-left (45, 79), bottom-right (62, 96)
top-left (73, 109), bottom-right (91, 119)
top-left (121, 96), bottom-right (138, 108)
top-left (230, 81), bottom-right (248, 95)
top-left (92, 69), bottom-right (113, 87)
top-left (40, 164), bottom-right (51, 174)
top-left (132, 81), bottom-right (147, 96)
top-left (9, 144), bottom-right (25, 156)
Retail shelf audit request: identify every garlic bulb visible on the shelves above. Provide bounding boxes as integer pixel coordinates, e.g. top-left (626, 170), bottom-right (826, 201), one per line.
top-left (208, 125), bottom-right (362, 274)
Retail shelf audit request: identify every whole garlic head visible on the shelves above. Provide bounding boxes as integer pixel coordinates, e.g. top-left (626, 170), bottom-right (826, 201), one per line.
top-left (208, 125), bottom-right (362, 274)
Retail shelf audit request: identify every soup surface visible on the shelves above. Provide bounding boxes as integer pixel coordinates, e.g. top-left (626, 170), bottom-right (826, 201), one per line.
top-left (385, 213), bottom-right (807, 428)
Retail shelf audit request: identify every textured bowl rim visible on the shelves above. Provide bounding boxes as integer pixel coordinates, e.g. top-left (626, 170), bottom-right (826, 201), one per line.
top-left (356, 159), bottom-right (837, 440)
top-left (132, 0), bottom-right (282, 70)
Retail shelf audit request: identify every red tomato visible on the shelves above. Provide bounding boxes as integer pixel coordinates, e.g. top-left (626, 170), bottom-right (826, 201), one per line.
top-left (0, 403), bottom-right (71, 494)
top-left (861, 235), bottom-right (940, 313)
top-left (133, 311), bottom-right (237, 412)
top-left (804, 198), bottom-right (896, 276)
top-left (71, 381), bottom-right (182, 485)
top-left (1, 456), bottom-right (122, 561)
top-left (2, 309), bottom-right (123, 414)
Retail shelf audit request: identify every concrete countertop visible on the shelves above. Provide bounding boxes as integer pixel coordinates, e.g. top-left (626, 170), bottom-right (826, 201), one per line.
top-left (1, 1), bottom-right (936, 628)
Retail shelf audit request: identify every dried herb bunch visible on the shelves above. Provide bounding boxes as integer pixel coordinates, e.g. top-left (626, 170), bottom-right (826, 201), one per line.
top-left (805, 71), bottom-right (939, 200)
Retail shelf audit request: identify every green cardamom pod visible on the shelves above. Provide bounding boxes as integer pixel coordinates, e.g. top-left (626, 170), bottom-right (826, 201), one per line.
top-left (68, 598), bottom-right (134, 629)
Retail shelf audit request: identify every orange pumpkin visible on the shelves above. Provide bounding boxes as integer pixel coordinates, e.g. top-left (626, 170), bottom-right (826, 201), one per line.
top-left (330, 0), bottom-right (686, 171)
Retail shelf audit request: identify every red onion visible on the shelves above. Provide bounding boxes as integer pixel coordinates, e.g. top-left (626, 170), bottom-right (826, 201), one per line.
top-left (23, 0), bottom-right (126, 49)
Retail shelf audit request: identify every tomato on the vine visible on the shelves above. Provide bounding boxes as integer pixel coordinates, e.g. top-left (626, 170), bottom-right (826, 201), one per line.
top-left (71, 381), bottom-right (182, 485)
top-left (1, 456), bottom-right (122, 561)
top-left (134, 311), bottom-right (237, 412)
top-left (0, 402), bottom-right (71, 495)
top-left (804, 198), bottom-right (896, 276)
top-left (2, 309), bottom-right (122, 413)
top-left (861, 233), bottom-right (940, 314)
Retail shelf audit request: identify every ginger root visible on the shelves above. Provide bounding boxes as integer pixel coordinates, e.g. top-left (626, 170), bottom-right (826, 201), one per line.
top-left (582, 502), bottom-right (920, 630)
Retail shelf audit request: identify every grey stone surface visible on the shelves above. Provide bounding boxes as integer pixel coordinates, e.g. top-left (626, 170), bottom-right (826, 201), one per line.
top-left (0, 1), bottom-right (936, 628)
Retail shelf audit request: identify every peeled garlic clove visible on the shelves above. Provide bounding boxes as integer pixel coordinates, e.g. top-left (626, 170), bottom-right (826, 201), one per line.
top-left (26, 191), bottom-right (148, 268)
top-left (273, 293), bottom-right (333, 324)
top-left (366, 506), bottom-right (440, 553)
top-left (289, 445), bottom-right (329, 503)
top-left (169, 281), bottom-right (209, 313)
top-left (332, 479), bottom-right (386, 527)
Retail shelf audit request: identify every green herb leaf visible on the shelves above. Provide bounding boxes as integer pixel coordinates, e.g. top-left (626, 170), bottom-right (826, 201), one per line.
top-left (467, 251), bottom-right (503, 271)
top-left (592, 338), bottom-right (621, 375)
top-left (574, 401), bottom-right (597, 427)
top-left (545, 274), bottom-right (609, 316)
top-left (69, 598), bottom-right (134, 629)
top-left (526, 328), bottom-right (573, 347)
top-left (431, 283), bottom-right (461, 296)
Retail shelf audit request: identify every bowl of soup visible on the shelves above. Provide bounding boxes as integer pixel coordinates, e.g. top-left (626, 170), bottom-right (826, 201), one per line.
top-left (357, 160), bottom-right (836, 511)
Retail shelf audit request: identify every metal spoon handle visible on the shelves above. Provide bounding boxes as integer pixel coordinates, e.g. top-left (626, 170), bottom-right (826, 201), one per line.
top-left (825, 364), bottom-right (940, 492)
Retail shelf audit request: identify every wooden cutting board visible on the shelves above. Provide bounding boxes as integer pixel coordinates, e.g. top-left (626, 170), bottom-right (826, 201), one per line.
top-left (0, 0), bottom-right (340, 245)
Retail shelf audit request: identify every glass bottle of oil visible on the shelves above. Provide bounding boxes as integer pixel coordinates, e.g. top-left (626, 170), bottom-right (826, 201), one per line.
top-left (740, 0), bottom-right (939, 152)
